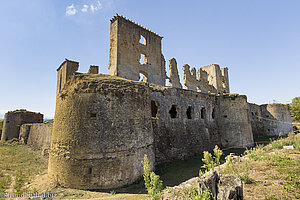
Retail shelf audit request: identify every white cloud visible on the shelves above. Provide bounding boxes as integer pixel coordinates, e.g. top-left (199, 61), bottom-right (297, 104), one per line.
top-left (90, 1), bottom-right (102, 13)
top-left (81, 4), bottom-right (89, 12)
top-left (66, 4), bottom-right (77, 16)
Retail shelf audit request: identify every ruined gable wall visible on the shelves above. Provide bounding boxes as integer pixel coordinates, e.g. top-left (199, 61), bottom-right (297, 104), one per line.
top-left (1, 111), bottom-right (43, 141)
top-left (217, 94), bottom-right (254, 148)
top-left (150, 86), bottom-right (221, 163)
top-left (48, 74), bottom-right (155, 189)
top-left (108, 16), bottom-right (166, 85)
top-left (19, 122), bottom-right (53, 156)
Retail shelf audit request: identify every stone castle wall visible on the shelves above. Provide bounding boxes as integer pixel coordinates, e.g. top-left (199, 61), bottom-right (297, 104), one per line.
top-left (217, 94), bottom-right (253, 147)
top-left (19, 122), bottom-right (53, 156)
top-left (108, 15), bottom-right (166, 85)
top-left (249, 103), bottom-right (293, 138)
top-left (48, 73), bottom-right (256, 189)
top-left (48, 74), bottom-right (155, 189)
top-left (1, 110), bottom-right (43, 141)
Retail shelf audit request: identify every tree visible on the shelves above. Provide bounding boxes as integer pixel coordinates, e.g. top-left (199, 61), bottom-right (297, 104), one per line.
top-left (290, 97), bottom-right (300, 122)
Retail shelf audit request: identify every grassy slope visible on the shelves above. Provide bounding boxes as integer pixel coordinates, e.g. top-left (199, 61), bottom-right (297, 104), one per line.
top-left (0, 134), bottom-right (299, 199)
top-left (222, 133), bottom-right (300, 200)
top-left (0, 120), bottom-right (3, 130)
top-left (0, 141), bottom-right (47, 196)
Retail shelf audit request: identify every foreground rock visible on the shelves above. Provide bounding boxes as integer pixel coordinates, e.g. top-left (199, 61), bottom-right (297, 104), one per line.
top-left (161, 171), bottom-right (243, 200)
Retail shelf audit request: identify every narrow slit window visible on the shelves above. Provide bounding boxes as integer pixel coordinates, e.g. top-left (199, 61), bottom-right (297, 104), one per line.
top-left (201, 107), bottom-right (206, 119)
top-left (186, 106), bottom-right (192, 119)
top-left (212, 108), bottom-right (215, 119)
top-left (151, 100), bottom-right (158, 118)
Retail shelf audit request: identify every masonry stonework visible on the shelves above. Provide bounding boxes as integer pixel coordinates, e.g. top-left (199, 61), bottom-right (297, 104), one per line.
top-left (1, 110), bottom-right (43, 141)
top-left (47, 15), bottom-right (293, 190)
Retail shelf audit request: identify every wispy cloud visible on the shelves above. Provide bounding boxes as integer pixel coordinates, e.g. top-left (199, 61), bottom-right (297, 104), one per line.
top-left (90, 1), bottom-right (102, 13)
top-left (66, 4), bottom-right (77, 16)
top-left (66, 1), bottom-right (102, 16)
top-left (81, 5), bottom-right (89, 12)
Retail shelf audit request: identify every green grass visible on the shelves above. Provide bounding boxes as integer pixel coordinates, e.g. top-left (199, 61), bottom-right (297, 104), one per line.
top-left (0, 120), bottom-right (3, 130)
top-left (0, 141), bottom-right (47, 194)
top-left (223, 133), bottom-right (300, 199)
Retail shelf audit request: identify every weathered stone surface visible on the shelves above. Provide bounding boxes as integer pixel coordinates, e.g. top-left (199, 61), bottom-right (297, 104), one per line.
top-left (168, 58), bottom-right (182, 89)
top-left (46, 15), bottom-right (292, 190)
top-left (199, 171), bottom-right (219, 199)
top-left (217, 175), bottom-right (243, 200)
top-left (108, 15), bottom-right (166, 86)
top-left (161, 171), bottom-right (243, 200)
top-left (249, 103), bottom-right (293, 138)
top-left (48, 74), bottom-right (155, 189)
top-left (217, 94), bottom-right (254, 148)
top-left (88, 65), bottom-right (99, 74)
top-left (20, 122), bottom-right (53, 156)
top-left (1, 110), bottom-right (43, 141)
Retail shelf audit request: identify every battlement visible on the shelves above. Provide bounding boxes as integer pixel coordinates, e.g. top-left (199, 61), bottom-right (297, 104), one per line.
top-left (110, 14), bottom-right (162, 38)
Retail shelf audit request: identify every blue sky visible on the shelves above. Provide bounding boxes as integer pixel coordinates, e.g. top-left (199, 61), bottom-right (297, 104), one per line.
top-left (0, 0), bottom-right (299, 119)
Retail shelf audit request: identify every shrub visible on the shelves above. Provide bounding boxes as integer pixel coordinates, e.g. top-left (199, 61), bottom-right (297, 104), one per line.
top-left (183, 187), bottom-right (212, 200)
top-left (142, 154), bottom-right (163, 200)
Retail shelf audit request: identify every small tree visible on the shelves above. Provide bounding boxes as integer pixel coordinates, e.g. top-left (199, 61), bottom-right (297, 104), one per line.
top-left (200, 145), bottom-right (223, 175)
top-left (290, 97), bottom-right (300, 122)
top-left (142, 154), bottom-right (163, 200)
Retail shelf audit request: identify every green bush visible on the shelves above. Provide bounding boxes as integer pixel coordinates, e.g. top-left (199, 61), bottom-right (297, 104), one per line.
top-left (183, 187), bottom-right (212, 200)
top-left (142, 154), bottom-right (163, 200)
top-left (200, 145), bottom-right (223, 175)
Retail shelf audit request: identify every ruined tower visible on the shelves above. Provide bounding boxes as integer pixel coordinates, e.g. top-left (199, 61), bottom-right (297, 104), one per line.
top-left (108, 15), bottom-right (166, 86)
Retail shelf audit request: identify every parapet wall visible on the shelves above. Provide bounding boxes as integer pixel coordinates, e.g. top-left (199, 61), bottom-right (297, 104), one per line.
top-left (19, 122), bottom-right (53, 156)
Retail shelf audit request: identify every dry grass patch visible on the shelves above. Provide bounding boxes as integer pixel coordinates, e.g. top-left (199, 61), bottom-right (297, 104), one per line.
top-left (222, 133), bottom-right (300, 200)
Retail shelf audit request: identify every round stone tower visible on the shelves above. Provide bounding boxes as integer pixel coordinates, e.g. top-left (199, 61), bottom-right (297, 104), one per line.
top-left (48, 74), bottom-right (155, 189)
top-left (260, 103), bottom-right (293, 136)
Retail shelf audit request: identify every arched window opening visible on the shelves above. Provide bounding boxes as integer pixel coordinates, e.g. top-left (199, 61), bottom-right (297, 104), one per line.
top-left (139, 34), bottom-right (147, 45)
top-left (139, 73), bottom-right (147, 82)
top-left (169, 105), bottom-right (177, 119)
top-left (201, 107), bottom-right (206, 119)
top-left (186, 106), bottom-right (193, 119)
top-left (140, 53), bottom-right (148, 65)
top-left (151, 100), bottom-right (158, 118)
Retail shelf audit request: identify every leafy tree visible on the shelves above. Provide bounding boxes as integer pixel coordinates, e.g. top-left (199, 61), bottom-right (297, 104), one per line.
top-left (290, 97), bottom-right (300, 122)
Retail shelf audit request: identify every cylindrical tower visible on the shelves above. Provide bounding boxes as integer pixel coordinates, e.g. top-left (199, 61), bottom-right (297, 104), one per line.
top-left (48, 74), bottom-right (155, 189)
top-left (261, 103), bottom-right (293, 136)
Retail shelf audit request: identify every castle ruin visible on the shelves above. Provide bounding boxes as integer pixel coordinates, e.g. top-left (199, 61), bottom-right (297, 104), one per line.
top-left (1, 15), bottom-right (292, 190)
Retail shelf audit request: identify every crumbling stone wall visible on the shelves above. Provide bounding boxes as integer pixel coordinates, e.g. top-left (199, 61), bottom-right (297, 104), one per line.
top-left (217, 94), bottom-right (253, 147)
top-left (150, 85), bottom-right (221, 163)
top-left (260, 104), bottom-right (293, 136)
top-left (56, 59), bottom-right (79, 94)
top-left (249, 103), bottom-right (265, 138)
top-left (249, 103), bottom-right (293, 138)
top-left (19, 122), bottom-right (53, 156)
top-left (48, 74), bottom-right (155, 189)
top-left (201, 64), bottom-right (229, 94)
top-left (1, 110), bottom-right (43, 141)
top-left (108, 15), bottom-right (166, 85)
